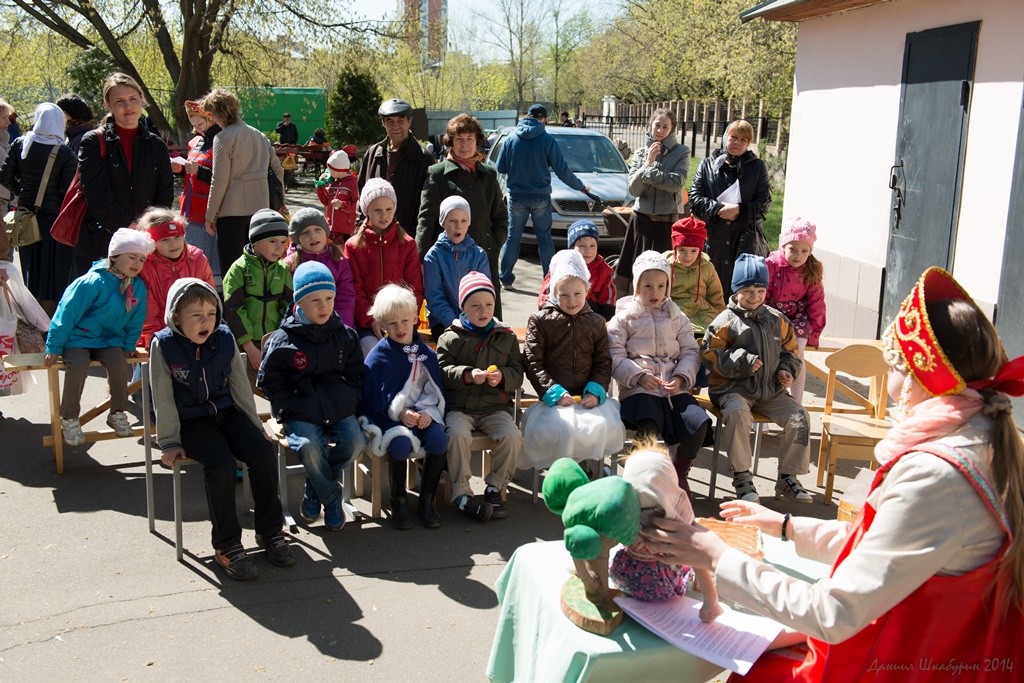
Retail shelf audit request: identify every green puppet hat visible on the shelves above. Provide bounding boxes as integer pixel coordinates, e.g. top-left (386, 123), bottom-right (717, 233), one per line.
top-left (542, 458), bottom-right (642, 560)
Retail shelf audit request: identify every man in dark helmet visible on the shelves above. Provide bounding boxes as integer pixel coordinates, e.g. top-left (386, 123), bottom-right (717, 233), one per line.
top-left (357, 98), bottom-right (433, 236)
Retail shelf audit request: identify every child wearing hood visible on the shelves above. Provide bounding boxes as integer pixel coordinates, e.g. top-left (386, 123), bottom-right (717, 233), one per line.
top-left (423, 195), bottom-right (490, 340)
top-left (45, 228), bottom-right (151, 445)
top-left (150, 277), bottom-right (294, 580)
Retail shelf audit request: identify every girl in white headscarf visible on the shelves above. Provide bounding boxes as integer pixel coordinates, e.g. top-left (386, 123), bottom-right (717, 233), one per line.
top-left (0, 102), bottom-right (78, 311)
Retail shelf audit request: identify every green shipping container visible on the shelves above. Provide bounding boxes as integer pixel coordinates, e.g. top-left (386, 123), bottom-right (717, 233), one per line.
top-left (236, 87), bottom-right (327, 144)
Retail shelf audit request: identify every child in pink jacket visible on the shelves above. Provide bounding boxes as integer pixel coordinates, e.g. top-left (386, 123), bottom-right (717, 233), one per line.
top-left (765, 216), bottom-right (826, 403)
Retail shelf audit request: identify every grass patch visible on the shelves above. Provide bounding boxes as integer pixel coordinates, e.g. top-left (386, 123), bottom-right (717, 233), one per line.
top-left (684, 159), bottom-right (785, 250)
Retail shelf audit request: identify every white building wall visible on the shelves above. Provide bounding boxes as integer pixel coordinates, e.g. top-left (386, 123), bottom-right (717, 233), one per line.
top-left (783, 0), bottom-right (1024, 334)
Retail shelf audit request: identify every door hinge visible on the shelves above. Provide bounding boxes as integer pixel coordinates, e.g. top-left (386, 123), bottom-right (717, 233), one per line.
top-left (961, 80), bottom-right (971, 108)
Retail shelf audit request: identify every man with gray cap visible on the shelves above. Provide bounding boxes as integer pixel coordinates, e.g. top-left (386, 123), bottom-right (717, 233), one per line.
top-left (496, 104), bottom-right (588, 287)
top-left (357, 98), bottom-right (433, 236)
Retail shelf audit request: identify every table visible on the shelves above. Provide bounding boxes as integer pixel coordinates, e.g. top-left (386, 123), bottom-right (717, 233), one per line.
top-left (487, 539), bottom-right (830, 683)
top-left (2, 350), bottom-right (153, 474)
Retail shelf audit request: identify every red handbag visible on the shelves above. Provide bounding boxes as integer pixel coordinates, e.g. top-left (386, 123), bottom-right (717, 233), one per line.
top-left (51, 131), bottom-right (105, 247)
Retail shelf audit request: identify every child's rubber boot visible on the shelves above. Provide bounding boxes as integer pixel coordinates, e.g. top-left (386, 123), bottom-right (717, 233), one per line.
top-left (417, 454), bottom-right (445, 529)
top-left (389, 459), bottom-right (413, 530)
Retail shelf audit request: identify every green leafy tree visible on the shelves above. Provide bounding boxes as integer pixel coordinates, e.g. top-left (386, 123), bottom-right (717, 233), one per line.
top-left (65, 47), bottom-right (117, 114)
top-left (325, 65), bottom-right (384, 148)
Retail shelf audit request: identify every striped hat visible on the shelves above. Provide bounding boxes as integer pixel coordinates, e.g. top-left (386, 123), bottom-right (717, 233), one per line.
top-left (458, 271), bottom-right (495, 309)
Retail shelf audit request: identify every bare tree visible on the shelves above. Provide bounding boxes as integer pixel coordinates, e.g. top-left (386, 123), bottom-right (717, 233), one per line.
top-left (471, 0), bottom-right (544, 114)
top-left (547, 2), bottom-right (592, 113)
top-left (12, 0), bottom-right (393, 141)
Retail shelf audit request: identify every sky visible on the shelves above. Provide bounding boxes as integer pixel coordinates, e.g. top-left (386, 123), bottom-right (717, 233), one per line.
top-left (345, 0), bottom-right (615, 36)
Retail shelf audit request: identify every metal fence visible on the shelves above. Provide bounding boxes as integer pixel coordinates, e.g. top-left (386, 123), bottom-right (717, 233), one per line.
top-left (581, 113), bottom-right (789, 160)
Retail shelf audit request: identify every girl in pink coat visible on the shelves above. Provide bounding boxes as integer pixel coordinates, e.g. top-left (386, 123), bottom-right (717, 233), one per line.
top-left (765, 216), bottom-right (826, 403)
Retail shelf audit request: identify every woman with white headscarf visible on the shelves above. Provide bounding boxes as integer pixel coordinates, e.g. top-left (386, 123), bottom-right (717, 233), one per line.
top-left (0, 103), bottom-right (78, 311)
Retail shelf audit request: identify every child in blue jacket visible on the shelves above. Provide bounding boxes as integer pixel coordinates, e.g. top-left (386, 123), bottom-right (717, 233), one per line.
top-left (258, 262), bottom-right (367, 532)
top-left (151, 278), bottom-right (294, 580)
top-left (422, 195), bottom-right (490, 340)
top-left (45, 228), bottom-right (152, 445)
top-left (362, 284), bottom-right (448, 531)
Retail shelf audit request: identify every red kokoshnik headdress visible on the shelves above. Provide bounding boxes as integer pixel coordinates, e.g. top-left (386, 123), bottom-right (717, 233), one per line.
top-left (882, 267), bottom-right (1024, 398)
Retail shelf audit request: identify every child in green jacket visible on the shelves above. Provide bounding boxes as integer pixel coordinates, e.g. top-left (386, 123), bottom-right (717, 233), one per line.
top-left (436, 272), bottom-right (524, 522)
top-left (666, 217), bottom-right (725, 335)
top-left (223, 209), bottom-right (294, 385)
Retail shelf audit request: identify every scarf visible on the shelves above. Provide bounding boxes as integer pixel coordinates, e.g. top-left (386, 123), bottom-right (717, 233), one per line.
top-left (874, 390), bottom-right (984, 465)
top-left (295, 305), bottom-right (312, 325)
top-left (459, 313), bottom-right (495, 337)
top-left (107, 267), bottom-right (139, 312)
top-left (447, 149), bottom-right (486, 173)
top-left (21, 103), bottom-right (67, 159)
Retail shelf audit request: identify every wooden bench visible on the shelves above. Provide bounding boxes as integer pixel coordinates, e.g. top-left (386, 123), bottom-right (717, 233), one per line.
top-left (2, 351), bottom-right (153, 474)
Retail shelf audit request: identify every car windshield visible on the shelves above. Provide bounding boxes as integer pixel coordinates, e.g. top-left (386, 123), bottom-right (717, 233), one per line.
top-left (552, 135), bottom-right (628, 174)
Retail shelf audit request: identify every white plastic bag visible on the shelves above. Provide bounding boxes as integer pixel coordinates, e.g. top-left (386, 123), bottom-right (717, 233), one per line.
top-left (0, 313), bottom-right (24, 396)
top-left (0, 262), bottom-right (46, 396)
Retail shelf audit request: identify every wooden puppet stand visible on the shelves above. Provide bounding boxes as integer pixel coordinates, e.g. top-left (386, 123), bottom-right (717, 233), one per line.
top-left (560, 535), bottom-right (624, 635)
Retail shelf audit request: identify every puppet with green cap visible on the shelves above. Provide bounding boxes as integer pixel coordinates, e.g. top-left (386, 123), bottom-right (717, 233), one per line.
top-left (543, 457), bottom-right (642, 634)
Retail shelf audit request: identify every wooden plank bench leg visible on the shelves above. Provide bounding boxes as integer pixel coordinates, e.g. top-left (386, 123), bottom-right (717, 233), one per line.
top-left (48, 364), bottom-right (63, 474)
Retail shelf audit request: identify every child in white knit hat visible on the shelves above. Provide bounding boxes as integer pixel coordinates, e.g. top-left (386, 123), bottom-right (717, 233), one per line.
top-left (45, 228), bottom-right (154, 445)
top-left (521, 249), bottom-right (624, 470)
top-left (607, 250), bottom-right (712, 497)
top-left (315, 150), bottom-right (359, 242)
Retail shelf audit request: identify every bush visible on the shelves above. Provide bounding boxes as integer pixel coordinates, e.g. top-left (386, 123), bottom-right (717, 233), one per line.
top-left (326, 66), bottom-right (383, 149)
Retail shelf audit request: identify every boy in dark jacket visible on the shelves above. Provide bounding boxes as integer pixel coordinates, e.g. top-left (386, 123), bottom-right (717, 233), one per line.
top-left (701, 253), bottom-right (811, 504)
top-left (151, 278), bottom-right (294, 581)
top-left (258, 262), bottom-right (367, 531)
top-left (436, 272), bottom-right (524, 522)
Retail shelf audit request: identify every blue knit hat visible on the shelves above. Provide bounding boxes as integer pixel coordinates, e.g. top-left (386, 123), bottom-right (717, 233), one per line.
top-left (293, 262), bottom-right (335, 303)
top-left (731, 253), bottom-right (770, 292)
top-left (567, 220), bottom-right (599, 248)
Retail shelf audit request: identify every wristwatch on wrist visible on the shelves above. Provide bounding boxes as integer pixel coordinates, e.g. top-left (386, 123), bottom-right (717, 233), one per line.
top-left (781, 513), bottom-right (792, 542)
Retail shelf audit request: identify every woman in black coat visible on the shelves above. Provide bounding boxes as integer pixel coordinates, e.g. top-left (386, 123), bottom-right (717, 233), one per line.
top-left (415, 113), bottom-right (508, 319)
top-left (75, 72), bottom-right (174, 278)
top-left (689, 119), bottom-right (771, 295)
top-left (0, 102), bottom-right (78, 311)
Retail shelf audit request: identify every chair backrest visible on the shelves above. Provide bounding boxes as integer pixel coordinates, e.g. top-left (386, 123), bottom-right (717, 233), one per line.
top-left (823, 344), bottom-right (890, 418)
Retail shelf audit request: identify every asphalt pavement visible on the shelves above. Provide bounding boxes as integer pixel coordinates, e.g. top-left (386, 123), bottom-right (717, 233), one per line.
top-left (0, 188), bottom-right (861, 681)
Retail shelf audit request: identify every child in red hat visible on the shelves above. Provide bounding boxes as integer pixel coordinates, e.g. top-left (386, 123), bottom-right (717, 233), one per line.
top-left (665, 217), bottom-right (725, 335)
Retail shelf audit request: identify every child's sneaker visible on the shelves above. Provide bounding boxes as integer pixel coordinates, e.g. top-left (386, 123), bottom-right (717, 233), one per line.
top-left (299, 479), bottom-right (321, 523)
top-left (255, 531), bottom-right (297, 567)
top-left (457, 495), bottom-right (493, 523)
top-left (214, 543), bottom-right (260, 580)
top-left (484, 487), bottom-right (507, 519)
top-left (733, 471), bottom-right (759, 502)
top-left (323, 498), bottom-right (345, 531)
top-left (106, 411), bottom-right (134, 437)
top-left (776, 474), bottom-right (813, 503)
top-left (61, 418), bottom-right (86, 446)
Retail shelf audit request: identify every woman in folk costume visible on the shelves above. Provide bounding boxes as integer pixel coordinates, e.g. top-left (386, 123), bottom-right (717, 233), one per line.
top-left (644, 267), bottom-right (1024, 682)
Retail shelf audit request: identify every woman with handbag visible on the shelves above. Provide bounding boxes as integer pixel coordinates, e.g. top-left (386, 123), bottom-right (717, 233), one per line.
top-left (75, 72), bottom-right (174, 280)
top-left (614, 107), bottom-right (690, 296)
top-left (0, 103), bottom-right (77, 315)
top-left (689, 120), bottom-right (772, 296)
top-left (199, 89), bottom-right (286, 270)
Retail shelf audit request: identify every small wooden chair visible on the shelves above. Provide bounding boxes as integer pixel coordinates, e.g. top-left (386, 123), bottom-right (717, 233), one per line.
top-left (693, 392), bottom-right (775, 499)
top-left (817, 344), bottom-right (892, 504)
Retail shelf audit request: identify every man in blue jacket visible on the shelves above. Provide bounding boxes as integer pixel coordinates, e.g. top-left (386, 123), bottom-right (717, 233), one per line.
top-left (496, 104), bottom-right (588, 286)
